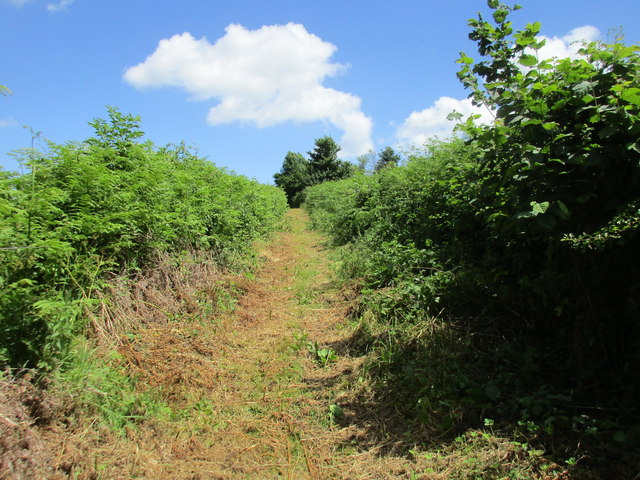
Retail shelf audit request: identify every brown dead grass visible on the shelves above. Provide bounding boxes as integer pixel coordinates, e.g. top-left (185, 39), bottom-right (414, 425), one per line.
top-left (1, 209), bottom-right (567, 479)
top-left (0, 372), bottom-right (65, 480)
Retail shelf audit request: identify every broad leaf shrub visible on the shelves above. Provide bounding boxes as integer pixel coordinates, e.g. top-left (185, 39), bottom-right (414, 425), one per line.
top-left (304, 3), bottom-right (640, 473)
top-left (0, 107), bottom-right (287, 369)
top-left (305, 138), bottom-right (482, 304)
top-left (456, 2), bottom-right (640, 396)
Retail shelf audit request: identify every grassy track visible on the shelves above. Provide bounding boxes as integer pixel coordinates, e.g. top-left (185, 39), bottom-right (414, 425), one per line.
top-left (49, 208), bottom-right (400, 479)
top-left (2, 209), bottom-right (566, 479)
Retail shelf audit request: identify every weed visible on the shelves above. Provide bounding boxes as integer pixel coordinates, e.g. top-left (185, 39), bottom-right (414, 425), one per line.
top-left (307, 340), bottom-right (337, 368)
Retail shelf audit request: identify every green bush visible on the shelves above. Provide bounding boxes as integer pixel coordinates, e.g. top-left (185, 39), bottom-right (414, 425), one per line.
top-left (456, 1), bottom-right (640, 383)
top-left (303, 4), bottom-right (640, 468)
top-left (0, 107), bottom-right (287, 369)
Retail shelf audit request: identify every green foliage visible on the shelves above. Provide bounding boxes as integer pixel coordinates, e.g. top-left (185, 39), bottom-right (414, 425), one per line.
top-left (0, 107), bottom-right (287, 369)
top-left (55, 338), bottom-right (169, 431)
top-left (374, 146), bottom-right (401, 173)
top-left (307, 136), bottom-right (353, 183)
top-left (307, 340), bottom-right (337, 368)
top-left (455, 1), bottom-right (640, 385)
top-left (273, 136), bottom-right (355, 207)
top-left (305, 138), bottom-right (481, 268)
top-left (273, 152), bottom-right (309, 207)
top-left (328, 403), bottom-right (343, 424)
top-left (86, 106), bottom-right (146, 162)
top-left (304, 5), bottom-right (640, 472)
top-left (457, 4), bottom-right (640, 246)
top-left (409, 430), bottom-right (562, 480)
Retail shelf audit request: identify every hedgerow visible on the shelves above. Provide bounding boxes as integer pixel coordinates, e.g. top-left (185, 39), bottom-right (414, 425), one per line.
top-left (304, 2), bottom-right (640, 474)
top-left (0, 107), bottom-right (287, 370)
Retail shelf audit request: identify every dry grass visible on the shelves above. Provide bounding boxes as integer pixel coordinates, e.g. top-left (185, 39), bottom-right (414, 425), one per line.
top-left (1, 209), bottom-right (568, 479)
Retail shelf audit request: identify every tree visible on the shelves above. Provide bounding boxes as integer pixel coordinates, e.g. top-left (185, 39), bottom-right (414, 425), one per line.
top-left (274, 136), bottom-right (355, 207)
top-left (374, 146), bottom-right (401, 173)
top-left (273, 152), bottom-right (309, 207)
top-left (307, 136), bottom-right (354, 183)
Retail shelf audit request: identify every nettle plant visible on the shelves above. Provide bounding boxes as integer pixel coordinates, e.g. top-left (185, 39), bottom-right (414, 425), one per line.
top-left (456, 1), bottom-right (640, 247)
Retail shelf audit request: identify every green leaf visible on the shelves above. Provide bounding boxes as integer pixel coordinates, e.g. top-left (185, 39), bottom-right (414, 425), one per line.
top-left (328, 403), bottom-right (344, 424)
top-left (516, 36), bottom-right (535, 47)
top-left (620, 87), bottom-right (640, 106)
top-left (492, 9), bottom-right (508, 23)
top-left (519, 54), bottom-right (538, 67)
top-left (616, 46), bottom-right (638, 59)
top-left (531, 201), bottom-right (550, 216)
top-left (527, 21), bottom-right (542, 34)
top-left (521, 118), bottom-right (542, 127)
top-left (542, 122), bottom-right (557, 130)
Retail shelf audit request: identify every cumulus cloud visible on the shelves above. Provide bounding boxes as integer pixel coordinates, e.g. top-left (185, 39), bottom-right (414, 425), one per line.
top-left (396, 96), bottom-right (494, 147)
top-left (533, 25), bottom-right (600, 61)
top-left (124, 23), bottom-right (373, 157)
top-left (47, 0), bottom-right (75, 12)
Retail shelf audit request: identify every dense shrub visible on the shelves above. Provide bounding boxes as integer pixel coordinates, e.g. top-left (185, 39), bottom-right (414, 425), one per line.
top-left (456, 1), bottom-right (640, 385)
top-left (305, 139), bottom-right (483, 299)
top-left (0, 107), bottom-right (287, 369)
top-left (304, 3), bottom-right (640, 469)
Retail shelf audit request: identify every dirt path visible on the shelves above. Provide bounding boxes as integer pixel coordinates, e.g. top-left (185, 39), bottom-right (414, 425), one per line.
top-left (1, 209), bottom-right (580, 479)
top-left (62, 208), bottom-right (412, 479)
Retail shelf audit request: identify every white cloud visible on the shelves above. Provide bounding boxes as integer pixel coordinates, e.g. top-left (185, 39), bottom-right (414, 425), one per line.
top-left (396, 96), bottom-right (494, 147)
top-left (396, 26), bottom-right (601, 149)
top-left (533, 25), bottom-right (600, 61)
top-left (2, 0), bottom-right (75, 10)
top-left (124, 23), bottom-right (373, 157)
top-left (0, 117), bottom-right (18, 128)
top-left (47, 0), bottom-right (75, 12)
top-left (3, 0), bottom-right (32, 6)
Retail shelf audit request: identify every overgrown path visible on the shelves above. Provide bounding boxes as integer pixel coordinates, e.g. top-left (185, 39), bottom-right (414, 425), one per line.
top-left (73, 208), bottom-right (411, 479)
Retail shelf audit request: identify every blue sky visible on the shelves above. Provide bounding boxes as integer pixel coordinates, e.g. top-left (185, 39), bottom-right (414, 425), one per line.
top-left (1, 0), bottom-right (639, 184)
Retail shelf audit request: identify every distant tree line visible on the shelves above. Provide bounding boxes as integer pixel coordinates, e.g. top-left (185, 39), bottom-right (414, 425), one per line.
top-left (274, 136), bottom-right (401, 207)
